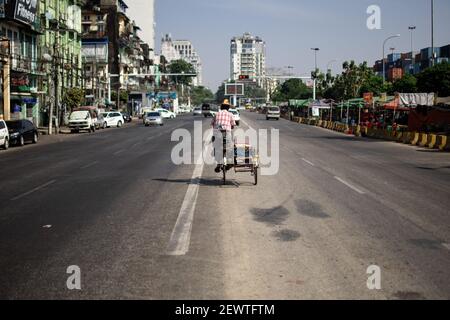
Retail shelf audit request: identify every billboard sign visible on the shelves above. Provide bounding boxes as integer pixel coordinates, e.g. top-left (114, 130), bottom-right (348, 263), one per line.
top-left (225, 83), bottom-right (244, 96)
top-left (14, 0), bottom-right (38, 26)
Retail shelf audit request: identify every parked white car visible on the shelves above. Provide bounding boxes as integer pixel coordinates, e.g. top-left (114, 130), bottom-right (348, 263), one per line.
top-left (229, 109), bottom-right (241, 126)
top-left (0, 120), bottom-right (10, 150)
top-left (68, 110), bottom-right (97, 133)
top-left (102, 112), bottom-right (125, 128)
top-left (155, 108), bottom-right (176, 119)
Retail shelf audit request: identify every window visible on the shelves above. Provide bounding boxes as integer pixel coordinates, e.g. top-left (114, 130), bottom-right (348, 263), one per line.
top-left (0, 122), bottom-right (5, 129)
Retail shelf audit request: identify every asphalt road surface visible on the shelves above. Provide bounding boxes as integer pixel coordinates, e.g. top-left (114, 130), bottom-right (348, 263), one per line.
top-left (0, 112), bottom-right (449, 299)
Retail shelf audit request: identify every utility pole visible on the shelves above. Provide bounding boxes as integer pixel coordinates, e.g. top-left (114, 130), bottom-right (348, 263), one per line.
top-left (431, 0), bottom-right (435, 66)
top-left (409, 26), bottom-right (416, 73)
top-left (1, 38), bottom-right (11, 121)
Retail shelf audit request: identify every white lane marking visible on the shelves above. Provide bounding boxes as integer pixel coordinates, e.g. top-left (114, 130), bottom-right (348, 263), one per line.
top-left (11, 180), bottom-right (57, 201)
top-left (240, 119), bottom-right (254, 130)
top-left (43, 225), bottom-right (52, 229)
top-left (113, 149), bottom-right (125, 156)
top-left (442, 243), bottom-right (450, 251)
top-left (302, 158), bottom-right (315, 166)
top-left (166, 134), bottom-right (211, 256)
top-left (80, 161), bottom-right (98, 169)
top-left (334, 176), bottom-right (366, 195)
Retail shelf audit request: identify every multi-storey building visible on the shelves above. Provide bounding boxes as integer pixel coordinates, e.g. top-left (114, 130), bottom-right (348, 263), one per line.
top-left (172, 39), bottom-right (202, 86)
top-left (230, 33), bottom-right (266, 87)
top-left (38, 0), bottom-right (85, 126)
top-left (0, 0), bottom-right (42, 124)
top-left (82, 0), bottom-right (154, 111)
top-left (126, 0), bottom-right (155, 59)
top-left (160, 33), bottom-right (180, 63)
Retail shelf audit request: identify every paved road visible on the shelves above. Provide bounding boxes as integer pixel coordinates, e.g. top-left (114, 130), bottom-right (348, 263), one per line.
top-left (0, 112), bottom-right (449, 299)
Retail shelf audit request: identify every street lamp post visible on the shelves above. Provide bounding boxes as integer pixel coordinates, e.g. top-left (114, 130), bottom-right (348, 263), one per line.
top-left (311, 48), bottom-right (320, 102)
top-left (409, 26), bottom-right (416, 73)
top-left (311, 48), bottom-right (320, 72)
top-left (382, 34), bottom-right (401, 83)
top-left (431, 0), bottom-right (435, 66)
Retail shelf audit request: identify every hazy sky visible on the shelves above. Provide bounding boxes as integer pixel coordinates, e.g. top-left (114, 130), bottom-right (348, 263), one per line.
top-left (127, 0), bottom-right (450, 91)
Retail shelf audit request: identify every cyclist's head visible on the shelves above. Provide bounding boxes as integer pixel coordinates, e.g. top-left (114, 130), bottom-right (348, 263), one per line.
top-left (221, 99), bottom-right (231, 111)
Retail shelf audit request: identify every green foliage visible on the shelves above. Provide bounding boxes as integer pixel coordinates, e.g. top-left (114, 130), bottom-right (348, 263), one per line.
top-left (215, 83), bottom-right (226, 104)
top-left (190, 86), bottom-right (214, 106)
top-left (111, 90), bottom-right (129, 103)
top-left (168, 60), bottom-right (196, 86)
top-left (416, 62), bottom-right (450, 97)
top-left (63, 87), bottom-right (85, 110)
top-left (271, 79), bottom-right (312, 102)
top-left (392, 74), bottom-right (418, 93)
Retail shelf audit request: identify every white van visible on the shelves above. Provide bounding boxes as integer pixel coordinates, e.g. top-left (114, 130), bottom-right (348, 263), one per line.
top-left (68, 110), bottom-right (96, 133)
top-left (0, 120), bottom-right (9, 150)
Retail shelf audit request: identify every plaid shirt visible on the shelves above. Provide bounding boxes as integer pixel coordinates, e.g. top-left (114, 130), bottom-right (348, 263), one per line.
top-left (211, 111), bottom-right (236, 131)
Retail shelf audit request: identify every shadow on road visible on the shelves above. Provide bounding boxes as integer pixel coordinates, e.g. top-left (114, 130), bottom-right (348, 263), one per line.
top-left (152, 178), bottom-right (250, 188)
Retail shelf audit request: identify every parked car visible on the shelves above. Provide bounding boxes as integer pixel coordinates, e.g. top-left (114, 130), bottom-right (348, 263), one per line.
top-left (96, 113), bottom-right (107, 129)
top-left (266, 106), bottom-right (281, 121)
top-left (229, 109), bottom-right (241, 126)
top-left (0, 120), bottom-right (10, 150)
top-left (102, 112), bottom-right (125, 128)
top-left (144, 112), bottom-right (164, 126)
top-left (69, 110), bottom-right (97, 133)
top-left (193, 107), bottom-right (202, 116)
top-left (202, 103), bottom-right (211, 118)
top-left (5, 119), bottom-right (39, 146)
top-left (121, 112), bottom-right (132, 123)
top-left (154, 108), bottom-right (176, 119)
top-left (75, 106), bottom-right (99, 129)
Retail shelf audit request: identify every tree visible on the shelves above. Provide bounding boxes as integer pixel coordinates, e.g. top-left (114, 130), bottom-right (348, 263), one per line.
top-left (416, 62), bottom-right (450, 97)
top-left (63, 88), bottom-right (85, 110)
top-left (360, 75), bottom-right (393, 96)
top-left (272, 79), bottom-right (312, 102)
top-left (111, 90), bottom-right (128, 104)
top-left (190, 86), bottom-right (214, 106)
top-left (215, 83), bottom-right (226, 104)
top-left (168, 59), bottom-right (196, 86)
top-left (392, 74), bottom-right (418, 93)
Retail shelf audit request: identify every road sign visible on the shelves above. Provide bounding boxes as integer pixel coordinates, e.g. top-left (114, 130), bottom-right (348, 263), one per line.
top-left (225, 83), bottom-right (245, 96)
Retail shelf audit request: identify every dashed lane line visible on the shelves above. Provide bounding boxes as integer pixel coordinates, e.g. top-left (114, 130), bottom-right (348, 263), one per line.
top-left (334, 176), bottom-right (366, 195)
top-left (166, 133), bottom-right (212, 256)
top-left (11, 180), bottom-right (57, 201)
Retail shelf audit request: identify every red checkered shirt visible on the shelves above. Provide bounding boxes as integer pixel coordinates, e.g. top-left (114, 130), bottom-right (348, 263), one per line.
top-left (211, 111), bottom-right (236, 131)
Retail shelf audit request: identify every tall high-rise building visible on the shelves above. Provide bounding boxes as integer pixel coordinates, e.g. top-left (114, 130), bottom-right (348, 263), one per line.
top-left (173, 40), bottom-right (202, 86)
top-left (230, 33), bottom-right (266, 87)
top-left (161, 34), bottom-right (203, 87)
top-left (161, 34), bottom-right (181, 62)
top-left (126, 0), bottom-right (156, 59)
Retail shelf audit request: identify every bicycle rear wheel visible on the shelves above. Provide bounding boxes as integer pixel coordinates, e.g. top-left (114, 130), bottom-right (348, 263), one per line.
top-left (222, 166), bottom-right (226, 185)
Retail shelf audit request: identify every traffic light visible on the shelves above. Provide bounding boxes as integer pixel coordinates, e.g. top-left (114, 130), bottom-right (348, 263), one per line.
top-left (239, 75), bottom-right (250, 80)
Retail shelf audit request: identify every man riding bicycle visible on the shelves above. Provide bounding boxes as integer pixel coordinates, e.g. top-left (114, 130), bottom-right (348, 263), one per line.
top-left (211, 99), bottom-right (236, 173)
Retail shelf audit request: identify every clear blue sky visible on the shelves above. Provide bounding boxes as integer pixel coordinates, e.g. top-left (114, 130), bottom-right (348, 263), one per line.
top-left (143, 0), bottom-right (450, 91)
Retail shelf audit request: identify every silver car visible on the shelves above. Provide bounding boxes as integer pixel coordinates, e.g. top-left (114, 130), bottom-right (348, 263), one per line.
top-left (144, 112), bottom-right (164, 126)
top-left (266, 106), bottom-right (281, 120)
